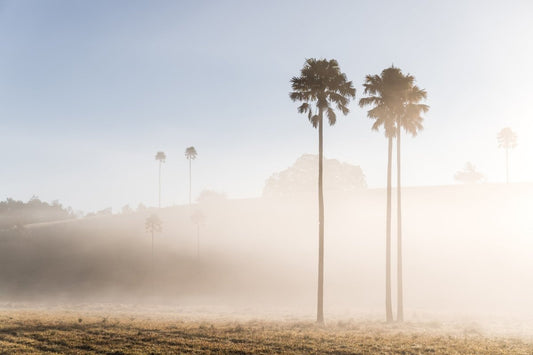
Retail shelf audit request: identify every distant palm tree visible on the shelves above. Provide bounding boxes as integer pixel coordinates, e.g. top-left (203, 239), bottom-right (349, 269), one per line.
top-left (190, 209), bottom-right (205, 258)
top-left (497, 127), bottom-right (517, 184)
top-left (185, 147), bottom-right (198, 205)
top-left (290, 58), bottom-right (355, 324)
top-left (360, 66), bottom-right (428, 322)
top-left (155, 151), bottom-right (166, 208)
top-left (145, 213), bottom-right (162, 276)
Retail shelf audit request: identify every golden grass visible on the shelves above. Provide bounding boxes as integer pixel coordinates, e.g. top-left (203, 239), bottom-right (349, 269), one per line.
top-left (0, 310), bottom-right (532, 354)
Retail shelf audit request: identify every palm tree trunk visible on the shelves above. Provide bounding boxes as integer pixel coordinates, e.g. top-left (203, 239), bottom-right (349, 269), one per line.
top-left (151, 230), bottom-right (154, 291)
top-left (158, 161), bottom-right (162, 208)
top-left (317, 111), bottom-right (325, 324)
top-left (506, 147), bottom-right (509, 184)
top-left (189, 158), bottom-right (192, 205)
top-left (396, 126), bottom-right (404, 322)
top-left (196, 224), bottom-right (200, 258)
top-left (386, 136), bottom-right (393, 322)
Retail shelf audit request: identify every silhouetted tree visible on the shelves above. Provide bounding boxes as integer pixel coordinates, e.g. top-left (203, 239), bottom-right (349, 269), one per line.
top-left (392, 68), bottom-right (428, 322)
top-left (263, 154), bottom-right (366, 198)
top-left (290, 58), bottom-right (355, 324)
top-left (190, 209), bottom-right (205, 258)
top-left (360, 66), bottom-right (428, 322)
top-left (497, 127), bottom-right (517, 184)
top-left (455, 162), bottom-right (485, 183)
top-left (0, 196), bottom-right (74, 229)
top-left (185, 147), bottom-right (198, 206)
top-left (145, 214), bottom-right (162, 272)
top-left (155, 151), bottom-right (166, 208)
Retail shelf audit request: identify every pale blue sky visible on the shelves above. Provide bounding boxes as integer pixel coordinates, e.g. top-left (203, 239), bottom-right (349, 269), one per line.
top-left (1, 0), bottom-right (533, 212)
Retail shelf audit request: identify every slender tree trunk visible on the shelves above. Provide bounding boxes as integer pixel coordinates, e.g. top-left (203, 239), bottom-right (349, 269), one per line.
top-left (396, 125), bottom-right (404, 322)
top-left (151, 230), bottom-right (154, 291)
top-left (196, 224), bottom-right (200, 258)
top-left (506, 147), bottom-right (509, 184)
top-left (317, 111), bottom-right (325, 324)
top-left (158, 161), bottom-right (162, 208)
top-left (189, 158), bottom-right (192, 205)
top-left (385, 136), bottom-right (393, 322)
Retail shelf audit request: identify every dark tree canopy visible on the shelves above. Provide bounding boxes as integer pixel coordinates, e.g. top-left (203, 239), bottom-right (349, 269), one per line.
top-left (155, 151), bottom-right (166, 162)
top-left (290, 58), bottom-right (356, 127)
top-left (359, 66), bottom-right (428, 138)
top-left (185, 146), bottom-right (197, 160)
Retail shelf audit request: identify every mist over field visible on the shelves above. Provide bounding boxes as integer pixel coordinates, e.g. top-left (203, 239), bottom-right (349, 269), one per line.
top-left (3, 1), bottom-right (533, 353)
top-left (3, 183), bottom-right (533, 327)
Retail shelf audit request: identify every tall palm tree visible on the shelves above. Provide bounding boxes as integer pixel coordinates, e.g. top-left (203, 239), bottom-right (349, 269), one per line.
top-left (359, 66), bottom-right (429, 322)
top-left (155, 151), bottom-right (166, 208)
top-left (290, 58), bottom-right (355, 324)
top-left (185, 147), bottom-right (198, 205)
top-left (394, 74), bottom-right (428, 322)
top-left (360, 66), bottom-right (428, 322)
top-left (359, 69), bottom-right (398, 322)
top-left (497, 127), bottom-right (517, 184)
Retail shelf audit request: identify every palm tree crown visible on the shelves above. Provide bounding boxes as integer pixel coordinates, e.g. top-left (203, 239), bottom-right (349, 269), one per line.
top-left (497, 127), bottom-right (517, 149)
top-left (145, 214), bottom-right (162, 234)
top-left (185, 147), bottom-right (197, 160)
top-left (359, 66), bottom-right (428, 137)
top-left (290, 58), bottom-right (356, 127)
top-left (155, 151), bottom-right (166, 162)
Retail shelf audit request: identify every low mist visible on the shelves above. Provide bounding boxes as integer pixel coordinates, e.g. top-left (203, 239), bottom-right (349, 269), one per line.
top-left (2, 183), bottom-right (533, 325)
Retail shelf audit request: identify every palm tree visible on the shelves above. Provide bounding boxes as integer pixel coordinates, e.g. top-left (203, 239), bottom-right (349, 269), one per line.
top-left (359, 69), bottom-right (397, 322)
top-left (145, 213), bottom-right (162, 285)
top-left (497, 127), bottom-right (517, 184)
top-left (190, 209), bottom-right (205, 258)
top-left (185, 147), bottom-right (198, 205)
top-left (394, 73), bottom-right (428, 322)
top-left (290, 58), bottom-right (355, 324)
top-left (155, 151), bottom-right (166, 208)
top-left (359, 66), bottom-right (428, 322)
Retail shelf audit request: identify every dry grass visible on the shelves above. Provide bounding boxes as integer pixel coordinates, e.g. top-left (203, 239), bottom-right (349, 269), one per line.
top-left (0, 310), bottom-right (532, 354)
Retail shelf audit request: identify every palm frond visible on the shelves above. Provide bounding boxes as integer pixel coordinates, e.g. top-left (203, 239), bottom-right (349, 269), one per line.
top-left (326, 107), bottom-right (336, 126)
top-left (310, 114), bottom-right (320, 128)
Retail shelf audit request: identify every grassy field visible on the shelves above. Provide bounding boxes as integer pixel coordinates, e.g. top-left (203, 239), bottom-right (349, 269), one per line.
top-left (1, 310), bottom-right (533, 354)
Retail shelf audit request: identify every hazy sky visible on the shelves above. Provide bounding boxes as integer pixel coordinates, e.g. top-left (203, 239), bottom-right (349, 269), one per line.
top-left (1, 0), bottom-right (533, 212)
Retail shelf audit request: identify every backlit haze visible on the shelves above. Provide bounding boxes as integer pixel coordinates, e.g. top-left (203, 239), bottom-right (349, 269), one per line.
top-left (2, 0), bottom-right (533, 213)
